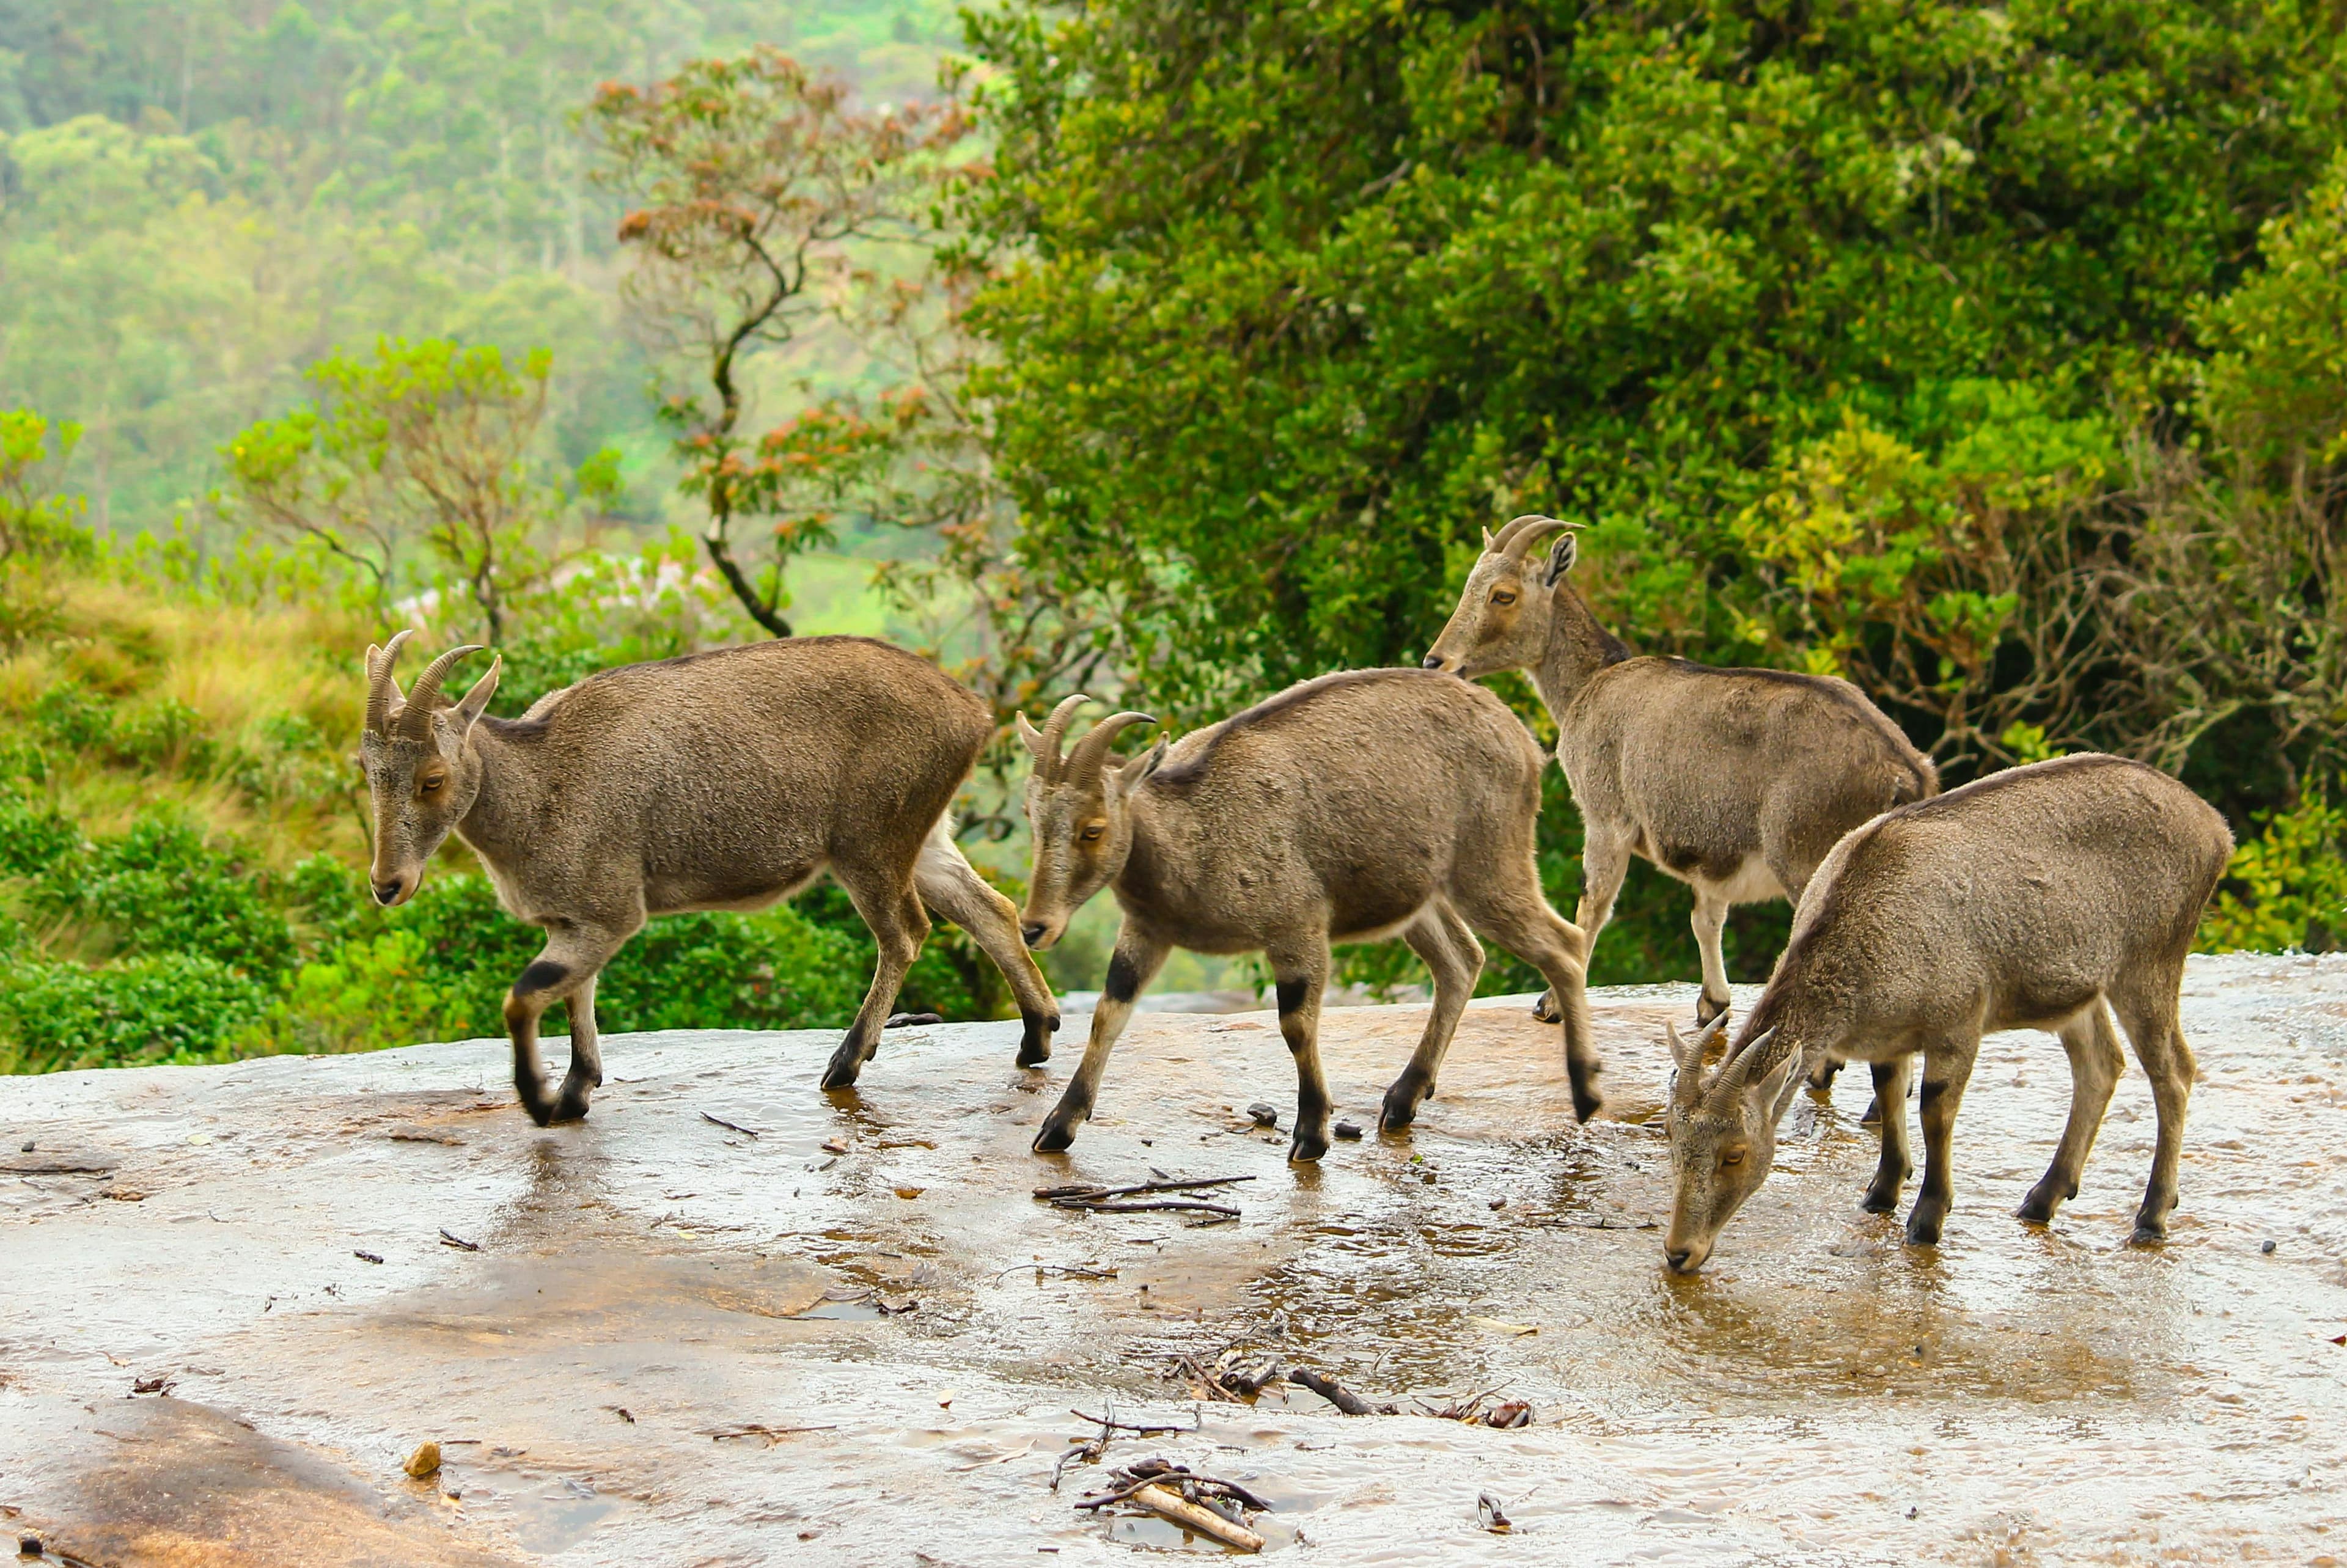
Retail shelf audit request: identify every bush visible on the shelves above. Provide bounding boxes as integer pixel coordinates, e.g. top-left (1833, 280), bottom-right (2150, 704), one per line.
top-left (0, 951), bottom-right (273, 1072)
top-left (0, 794), bottom-right (81, 876)
top-left (2199, 793), bottom-right (2347, 954)
top-left (30, 814), bottom-right (295, 974)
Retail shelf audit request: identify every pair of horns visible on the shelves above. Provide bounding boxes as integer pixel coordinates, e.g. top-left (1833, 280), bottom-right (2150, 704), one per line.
top-left (1017, 694), bottom-right (1156, 785)
top-left (1666, 1016), bottom-right (1782, 1110)
top-left (1479, 513), bottom-right (1583, 562)
top-left (365, 630), bottom-right (488, 739)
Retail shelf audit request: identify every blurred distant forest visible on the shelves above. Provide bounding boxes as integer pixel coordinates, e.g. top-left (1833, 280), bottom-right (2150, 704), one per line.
top-left (1, 0), bottom-right (2341, 1073)
top-left (0, 0), bottom-right (955, 533)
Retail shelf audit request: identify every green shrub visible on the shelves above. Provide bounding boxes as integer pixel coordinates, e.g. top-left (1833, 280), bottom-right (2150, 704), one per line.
top-left (260, 928), bottom-right (465, 1055)
top-left (0, 795), bottom-right (81, 875)
top-left (0, 951), bottom-right (273, 1072)
top-left (32, 681), bottom-right (114, 751)
top-left (111, 697), bottom-right (218, 775)
top-left (2199, 793), bottom-right (2347, 954)
top-left (32, 815), bottom-right (295, 974)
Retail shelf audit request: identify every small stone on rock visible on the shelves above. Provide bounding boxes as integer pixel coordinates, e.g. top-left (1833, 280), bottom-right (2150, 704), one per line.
top-left (1332, 1121), bottom-right (1363, 1140)
top-left (403, 1441), bottom-right (441, 1479)
top-left (1247, 1102), bottom-right (1279, 1128)
top-left (2261, 1239), bottom-right (2277, 1254)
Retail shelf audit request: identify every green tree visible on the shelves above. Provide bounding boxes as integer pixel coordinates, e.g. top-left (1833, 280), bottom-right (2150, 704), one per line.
top-left (218, 337), bottom-right (619, 642)
top-left (961, 0), bottom-right (2343, 736)
top-left (586, 46), bottom-right (969, 634)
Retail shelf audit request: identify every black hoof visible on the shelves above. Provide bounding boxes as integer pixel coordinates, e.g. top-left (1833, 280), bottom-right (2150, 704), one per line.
top-left (1570, 1083), bottom-right (1602, 1124)
top-left (1032, 1119), bottom-right (1076, 1154)
top-left (1015, 1013), bottom-right (1053, 1068)
top-left (818, 1041), bottom-right (865, 1091)
top-left (1694, 992), bottom-right (1729, 1027)
top-left (1378, 1098), bottom-right (1417, 1133)
top-left (2128, 1219), bottom-right (2168, 1247)
top-left (1904, 1209), bottom-right (1945, 1247)
top-left (1859, 1096), bottom-right (1884, 1126)
top-left (1288, 1130), bottom-right (1329, 1163)
top-left (1860, 1185), bottom-right (1900, 1215)
top-left (549, 1082), bottom-right (595, 1123)
top-left (516, 1075), bottom-right (561, 1126)
top-left (2015, 1194), bottom-right (2055, 1226)
top-left (1530, 991), bottom-right (1560, 1024)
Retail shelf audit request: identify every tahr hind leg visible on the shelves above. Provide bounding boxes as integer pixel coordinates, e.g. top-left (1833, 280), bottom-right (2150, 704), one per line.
top-left (2114, 975), bottom-right (2197, 1244)
top-left (2019, 1000), bottom-right (2124, 1225)
top-left (1380, 903), bottom-right (1482, 1131)
top-left (1269, 938), bottom-right (1334, 1162)
top-left (912, 825), bottom-right (1060, 1068)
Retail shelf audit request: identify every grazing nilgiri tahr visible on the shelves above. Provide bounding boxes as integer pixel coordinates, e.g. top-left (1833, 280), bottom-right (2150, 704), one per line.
top-left (1015, 672), bottom-right (1600, 1161)
top-left (1659, 753), bottom-right (2232, 1273)
top-left (1422, 515), bottom-right (1937, 1035)
top-left (358, 631), bottom-right (1060, 1123)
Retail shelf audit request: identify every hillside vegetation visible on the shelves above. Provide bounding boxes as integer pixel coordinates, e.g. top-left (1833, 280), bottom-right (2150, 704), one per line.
top-left (2, 0), bottom-right (2343, 1074)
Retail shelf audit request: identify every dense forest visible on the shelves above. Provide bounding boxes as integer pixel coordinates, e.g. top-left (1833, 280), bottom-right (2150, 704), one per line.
top-left (2, 0), bottom-right (2341, 1071)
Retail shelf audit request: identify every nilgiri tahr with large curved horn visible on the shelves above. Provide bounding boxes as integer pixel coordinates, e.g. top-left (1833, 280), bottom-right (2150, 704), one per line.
top-left (1015, 668), bottom-right (1601, 1163)
top-left (354, 636), bottom-right (1065, 1127)
top-left (1423, 511), bottom-right (1937, 1097)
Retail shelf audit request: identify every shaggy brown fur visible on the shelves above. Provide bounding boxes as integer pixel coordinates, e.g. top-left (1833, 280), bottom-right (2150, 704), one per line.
top-left (358, 632), bottom-right (1059, 1124)
top-left (1015, 670), bottom-right (1599, 1161)
top-left (1661, 753), bottom-right (2233, 1272)
top-left (1423, 517), bottom-right (1937, 1034)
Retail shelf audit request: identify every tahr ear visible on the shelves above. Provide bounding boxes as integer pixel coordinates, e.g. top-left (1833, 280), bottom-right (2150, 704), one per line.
top-left (1117, 736), bottom-right (1167, 790)
top-left (452, 654), bottom-right (501, 738)
top-left (1542, 531), bottom-right (1579, 588)
top-left (1757, 1044), bottom-right (1804, 1123)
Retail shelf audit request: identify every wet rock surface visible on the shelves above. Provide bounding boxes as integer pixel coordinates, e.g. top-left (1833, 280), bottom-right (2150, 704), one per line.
top-left (1, 953), bottom-right (2343, 1565)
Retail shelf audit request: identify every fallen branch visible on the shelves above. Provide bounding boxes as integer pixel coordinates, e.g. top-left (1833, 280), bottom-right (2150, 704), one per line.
top-left (703, 1424), bottom-right (836, 1444)
top-left (1034, 1175), bottom-right (1255, 1202)
top-left (1056, 1198), bottom-right (1241, 1218)
top-left (1290, 1368), bottom-right (1394, 1415)
top-left (1129, 1483), bottom-right (1264, 1553)
top-left (699, 1111), bottom-right (761, 1138)
top-left (438, 1229), bottom-right (480, 1252)
top-left (1069, 1407), bottom-right (1196, 1437)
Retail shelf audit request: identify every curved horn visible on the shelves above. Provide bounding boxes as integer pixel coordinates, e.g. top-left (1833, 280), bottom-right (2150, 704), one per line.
top-left (1491, 514), bottom-right (1576, 562)
top-left (397, 644), bottom-right (483, 738)
top-left (1706, 1027), bottom-right (1782, 1108)
top-left (1033, 694), bottom-right (1090, 780)
top-left (365, 629), bottom-right (414, 736)
top-left (1065, 711), bottom-right (1157, 784)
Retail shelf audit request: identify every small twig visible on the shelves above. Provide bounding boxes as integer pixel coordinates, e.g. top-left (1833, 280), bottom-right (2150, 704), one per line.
top-left (699, 1111), bottom-right (761, 1138)
top-left (993, 1262), bottom-right (1120, 1283)
top-left (1054, 1199), bottom-right (1241, 1218)
top-left (703, 1423), bottom-right (836, 1443)
top-left (438, 1229), bottom-right (480, 1252)
top-left (1034, 1175), bottom-right (1255, 1202)
top-left (1068, 1407), bottom-right (1197, 1437)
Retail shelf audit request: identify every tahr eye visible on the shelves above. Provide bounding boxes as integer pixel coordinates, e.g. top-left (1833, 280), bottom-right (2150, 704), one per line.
top-left (421, 775), bottom-right (444, 793)
top-left (1079, 822), bottom-right (1105, 843)
top-left (1490, 591), bottom-right (1516, 606)
top-left (1721, 1149), bottom-right (1745, 1168)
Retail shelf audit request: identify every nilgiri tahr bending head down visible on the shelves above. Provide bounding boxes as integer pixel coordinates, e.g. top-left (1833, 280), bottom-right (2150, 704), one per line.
top-left (358, 629), bottom-right (501, 907)
top-left (1662, 1016), bottom-right (1804, 1273)
top-left (1013, 694), bottom-right (1163, 950)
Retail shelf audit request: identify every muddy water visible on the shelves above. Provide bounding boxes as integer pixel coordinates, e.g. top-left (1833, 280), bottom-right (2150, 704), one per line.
top-left (1, 953), bottom-right (2342, 1566)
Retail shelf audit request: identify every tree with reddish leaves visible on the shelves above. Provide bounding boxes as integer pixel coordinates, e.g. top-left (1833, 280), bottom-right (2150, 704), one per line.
top-left (585, 49), bottom-right (969, 636)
